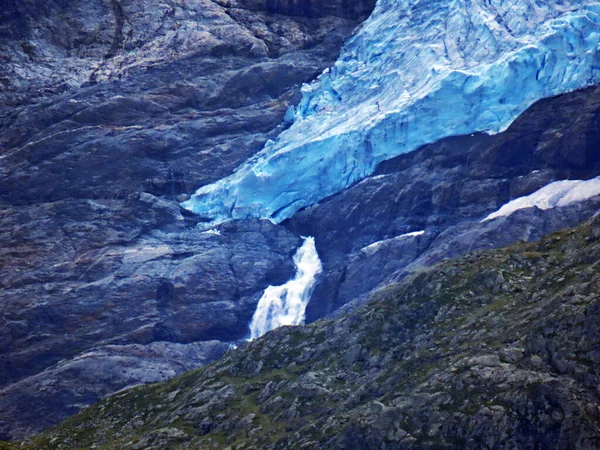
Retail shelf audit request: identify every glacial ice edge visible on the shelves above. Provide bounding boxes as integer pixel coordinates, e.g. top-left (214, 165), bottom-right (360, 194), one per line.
top-left (182, 1), bottom-right (600, 226)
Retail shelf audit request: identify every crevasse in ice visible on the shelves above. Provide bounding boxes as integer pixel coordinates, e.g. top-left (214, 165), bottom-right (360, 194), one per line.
top-left (183, 1), bottom-right (600, 225)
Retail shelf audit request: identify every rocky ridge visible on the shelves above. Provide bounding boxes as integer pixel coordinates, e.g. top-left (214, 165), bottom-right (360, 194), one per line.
top-left (23, 215), bottom-right (600, 449)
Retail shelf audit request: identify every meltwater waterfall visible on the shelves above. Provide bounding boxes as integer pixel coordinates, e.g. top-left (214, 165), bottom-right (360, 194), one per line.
top-left (249, 237), bottom-right (322, 340)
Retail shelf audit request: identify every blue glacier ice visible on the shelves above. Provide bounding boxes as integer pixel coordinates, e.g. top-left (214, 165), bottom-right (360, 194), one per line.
top-left (183, 0), bottom-right (600, 225)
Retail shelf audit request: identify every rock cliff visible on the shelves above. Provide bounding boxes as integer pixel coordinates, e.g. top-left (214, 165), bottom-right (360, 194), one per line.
top-left (0, 0), bottom-right (374, 439)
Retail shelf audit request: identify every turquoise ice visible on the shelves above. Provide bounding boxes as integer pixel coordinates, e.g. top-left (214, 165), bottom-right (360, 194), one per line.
top-left (183, 1), bottom-right (600, 225)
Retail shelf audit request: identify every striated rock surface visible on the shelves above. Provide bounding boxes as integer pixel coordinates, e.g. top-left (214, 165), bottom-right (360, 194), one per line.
top-left (0, 0), bottom-right (374, 439)
top-left (25, 216), bottom-right (600, 449)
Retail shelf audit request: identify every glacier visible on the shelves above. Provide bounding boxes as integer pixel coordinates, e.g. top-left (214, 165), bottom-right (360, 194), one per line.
top-left (482, 176), bottom-right (600, 222)
top-left (183, 0), bottom-right (600, 225)
top-left (248, 237), bottom-right (322, 340)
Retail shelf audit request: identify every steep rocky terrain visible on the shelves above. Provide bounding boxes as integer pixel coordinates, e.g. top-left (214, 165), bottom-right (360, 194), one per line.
top-left (24, 215), bottom-right (600, 449)
top-left (0, 0), bottom-right (375, 439)
top-left (3, 0), bottom-right (600, 443)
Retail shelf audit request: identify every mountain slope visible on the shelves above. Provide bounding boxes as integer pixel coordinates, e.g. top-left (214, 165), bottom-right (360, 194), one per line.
top-left (28, 216), bottom-right (600, 449)
top-left (3, 0), bottom-right (600, 442)
top-left (0, 0), bottom-right (375, 439)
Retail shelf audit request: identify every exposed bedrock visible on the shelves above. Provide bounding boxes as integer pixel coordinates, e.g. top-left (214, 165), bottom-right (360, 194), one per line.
top-left (0, 0), bottom-right (374, 439)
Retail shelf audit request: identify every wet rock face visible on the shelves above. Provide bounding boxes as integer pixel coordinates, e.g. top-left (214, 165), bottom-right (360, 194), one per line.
top-left (0, 0), bottom-right (374, 439)
top-left (0, 212), bottom-right (300, 384)
top-left (0, 202), bottom-right (303, 439)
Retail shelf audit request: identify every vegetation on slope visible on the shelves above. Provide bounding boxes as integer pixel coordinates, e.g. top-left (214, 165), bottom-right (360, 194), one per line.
top-left (26, 216), bottom-right (600, 449)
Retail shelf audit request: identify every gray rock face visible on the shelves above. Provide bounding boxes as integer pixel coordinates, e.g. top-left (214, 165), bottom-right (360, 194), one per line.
top-left (0, 210), bottom-right (302, 439)
top-left (0, 214), bottom-right (300, 383)
top-left (0, 0), bottom-right (374, 439)
top-left (1, 0), bottom-right (373, 202)
top-left (330, 199), bottom-right (600, 318)
top-left (0, 340), bottom-right (229, 440)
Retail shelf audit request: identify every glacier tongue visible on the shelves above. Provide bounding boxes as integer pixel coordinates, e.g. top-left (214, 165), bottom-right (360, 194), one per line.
top-left (183, 1), bottom-right (600, 225)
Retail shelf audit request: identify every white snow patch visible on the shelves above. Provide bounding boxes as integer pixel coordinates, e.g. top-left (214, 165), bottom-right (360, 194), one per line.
top-left (361, 230), bottom-right (425, 256)
top-left (399, 230), bottom-right (426, 239)
top-left (482, 177), bottom-right (600, 222)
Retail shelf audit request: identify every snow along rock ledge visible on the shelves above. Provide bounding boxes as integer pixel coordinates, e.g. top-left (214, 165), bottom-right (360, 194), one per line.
top-left (183, 0), bottom-right (600, 225)
top-left (483, 176), bottom-right (600, 222)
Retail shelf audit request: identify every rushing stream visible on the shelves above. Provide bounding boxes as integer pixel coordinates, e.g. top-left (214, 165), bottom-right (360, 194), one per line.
top-left (249, 237), bottom-right (322, 339)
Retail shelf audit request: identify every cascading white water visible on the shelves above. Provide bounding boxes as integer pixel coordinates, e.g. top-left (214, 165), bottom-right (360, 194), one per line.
top-left (249, 236), bottom-right (322, 340)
